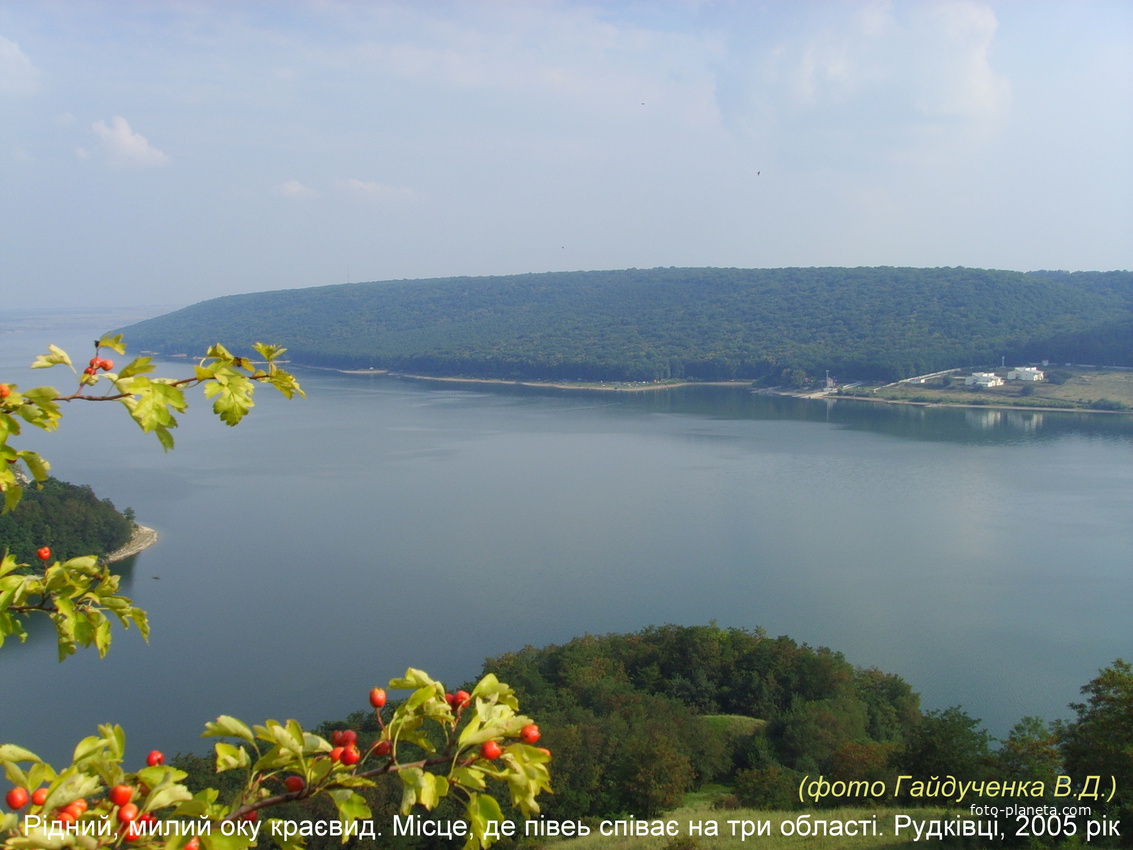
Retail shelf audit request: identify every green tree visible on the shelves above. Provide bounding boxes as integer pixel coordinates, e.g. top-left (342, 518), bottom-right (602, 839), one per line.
top-left (996, 716), bottom-right (1061, 787)
top-left (897, 706), bottom-right (992, 803)
top-left (0, 339), bottom-right (549, 850)
top-left (1059, 659), bottom-right (1133, 820)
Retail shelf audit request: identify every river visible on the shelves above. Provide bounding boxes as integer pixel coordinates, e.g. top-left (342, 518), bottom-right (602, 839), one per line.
top-left (2, 313), bottom-right (1132, 766)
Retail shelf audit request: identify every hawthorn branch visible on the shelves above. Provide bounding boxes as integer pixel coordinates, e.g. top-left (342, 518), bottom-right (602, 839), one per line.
top-left (223, 752), bottom-right (467, 821)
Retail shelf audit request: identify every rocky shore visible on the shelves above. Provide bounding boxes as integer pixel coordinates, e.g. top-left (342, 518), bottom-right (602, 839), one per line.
top-left (102, 524), bottom-right (159, 564)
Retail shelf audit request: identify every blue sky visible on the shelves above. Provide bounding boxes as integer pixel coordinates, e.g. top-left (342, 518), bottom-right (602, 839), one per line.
top-left (2, 1), bottom-right (1131, 310)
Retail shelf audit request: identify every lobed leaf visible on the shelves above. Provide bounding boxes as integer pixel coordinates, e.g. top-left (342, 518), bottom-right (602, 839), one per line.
top-left (97, 334), bottom-right (126, 354)
top-left (30, 345), bottom-right (72, 370)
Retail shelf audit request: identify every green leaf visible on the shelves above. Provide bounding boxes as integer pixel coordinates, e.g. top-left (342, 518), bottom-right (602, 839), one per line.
top-left (1, 761), bottom-right (28, 788)
top-left (101, 723), bottom-right (127, 760)
top-left (31, 345), bottom-right (72, 370)
top-left (470, 674), bottom-right (518, 709)
top-left (398, 768), bottom-right (448, 814)
top-left (203, 373), bottom-right (256, 426)
top-left (389, 668), bottom-right (437, 690)
top-left (264, 817), bottom-right (305, 850)
top-left (252, 343), bottom-right (286, 362)
top-left (203, 716), bottom-right (255, 744)
top-left (92, 612), bottom-right (112, 658)
top-left (116, 356), bottom-right (156, 379)
top-left (172, 787), bottom-right (219, 818)
top-left (97, 334), bottom-right (127, 354)
top-left (451, 766), bottom-right (487, 792)
top-left (267, 371), bottom-right (305, 400)
top-left (71, 732), bottom-right (108, 763)
top-left (43, 772), bottom-right (102, 813)
top-left (144, 779), bottom-right (193, 811)
top-left (251, 746), bottom-right (292, 773)
top-left (0, 744), bottom-right (42, 765)
top-left (214, 742), bottom-right (251, 772)
top-left (465, 793), bottom-right (504, 850)
top-left (328, 789), bottom-right (372, 837)
top-left (18, 450), bottom-right (50, 483)
top-left (202, 829), bottom-right (258, 850)
top-left (2, 483), bottom-right (21, 513)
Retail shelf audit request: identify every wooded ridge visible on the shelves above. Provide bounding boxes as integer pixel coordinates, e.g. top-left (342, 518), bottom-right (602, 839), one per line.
top-left (116, 267), bottom-right (1133, 383)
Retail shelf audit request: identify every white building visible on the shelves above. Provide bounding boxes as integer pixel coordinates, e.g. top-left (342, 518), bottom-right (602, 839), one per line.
top-left (965, 372), bottom-right (1004, 388)
top-left (1008, 367), bottom-right (1044, 382)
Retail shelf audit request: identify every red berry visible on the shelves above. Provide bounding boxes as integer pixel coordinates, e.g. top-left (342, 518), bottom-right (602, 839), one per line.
top-left (146, 750), bottom-right (164, 767)
top-left (83, 366), bottom-right (97, 376)
top-left (329, 746), bottom-right (344, 763)
top-left (240, 810), bottom-right (258, 822)
top-left (123, 821), bottom-right (144, 842)
top-left (339, 729), bottom-right (357, 747)
top-left (371, 739), bottom-right (391, 757)
top-left (454, 690), bottom-right (471, 708)
top-left (0, 384), bottom-right (10, 399)
top-left (6, 787), bottom-right (29, 810)
top-left (54, 810), bottom-right (76, 827)
top-left (117, 802), bottom-right (140, 823)
top-left (283, 776), bottom-right (305, 793)
top-left (519, 723), bottom-right (541, 744)
top-left (62, 800), bottom-right (86, 819)
top-left (109, 785), bottom-right (133, 807)
top-left (36, 547), bottom-right (51, 561)
top-left (537, 747), bottom-right (552, 760)
top-left (100, 359), bottom-right (114, 371)
top-left (369, 687), bottom-right (387, 709)
top-left (31, 788), bottom-right (48, 807)
top-left (340, 745), bottom-right (360, 766)
top-left (330, 730), bottom-right (345, 747)
top-left (479, 740), bottom-right (502, 760)
top-left (444, 692), bottom-right (456, 708)
top-left (185, 837), bottom-right (201, 850)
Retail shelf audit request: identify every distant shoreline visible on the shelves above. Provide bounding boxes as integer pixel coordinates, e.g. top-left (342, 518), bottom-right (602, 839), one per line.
top-left (823, 393), bottom-right (1130, 415)
top-left (102, 524), bottom-right (159, 564)
top-left (331, 367), bottom-right (745, 393)
top-left (327, 366), bottom-right (1133, 414)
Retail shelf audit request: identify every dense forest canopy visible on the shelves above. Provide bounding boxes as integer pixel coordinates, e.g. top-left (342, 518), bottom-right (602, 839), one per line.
top-left (244, 623), bottom-right (1129, 836)
top-left (117, 267), bottom-right (1133, 383)
top-left (0, 477), bottom-right (134, 563)
top-left (474, 625), bottom-right (1130, 826)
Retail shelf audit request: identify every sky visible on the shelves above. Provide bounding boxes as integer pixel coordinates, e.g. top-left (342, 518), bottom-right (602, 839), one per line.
top-left (1, 1), bottom-right (1131, 311)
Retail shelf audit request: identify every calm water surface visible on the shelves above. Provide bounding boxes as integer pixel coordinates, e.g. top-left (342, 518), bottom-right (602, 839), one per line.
top-left (2, 317), bottom-right (1132, 764)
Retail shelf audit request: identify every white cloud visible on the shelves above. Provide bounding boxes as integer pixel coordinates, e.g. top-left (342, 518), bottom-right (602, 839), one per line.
top-left (0, 35), bottom-right (37, 95)
top-left (715, 0), bottom-right (1010, 165)
top-left (337, 178), bottom-right (416, 201)
top-left (914, 0), bottom-right (1010, 118)
top-left (274, 179), bottom-right (316, 197)
top-left (91, 116), bottom-right (170, 168)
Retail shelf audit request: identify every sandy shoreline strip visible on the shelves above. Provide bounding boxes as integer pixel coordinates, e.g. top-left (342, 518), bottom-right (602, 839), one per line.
top-left (329, 367), bottom-right (739, 393)
top-left (102, 524), bottom-right (159, 564)
top-left (324, 366), bottom-right (1131, 412)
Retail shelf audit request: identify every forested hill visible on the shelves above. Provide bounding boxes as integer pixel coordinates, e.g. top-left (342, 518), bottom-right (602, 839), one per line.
top-left (116, 267), bottom-right (1133, 382)
top-left (0, 477), bottom-right (134, 563)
